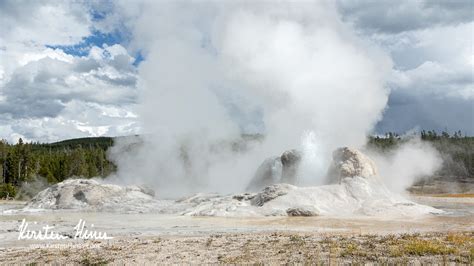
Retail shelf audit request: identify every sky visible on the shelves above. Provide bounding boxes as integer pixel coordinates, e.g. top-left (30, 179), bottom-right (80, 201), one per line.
top-left (0, 0), bottom-right (472, 143)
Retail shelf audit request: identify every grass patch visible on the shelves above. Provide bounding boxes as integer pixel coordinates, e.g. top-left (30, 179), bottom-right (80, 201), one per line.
top-left (446, 233), bottom-right (473, 245)
top-left (399, 239), bottom-right (457, 256)
top-left (340, 243), bottom-right (360, 257)
top-left (79, 251), bottom-right (111, 266)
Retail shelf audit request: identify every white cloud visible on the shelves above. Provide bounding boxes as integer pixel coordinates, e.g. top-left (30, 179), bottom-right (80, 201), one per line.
top-left (338, 1), bottom-right (473, 103)
top-left (373, 22), bottom-right (473, 134)
top-left (337, 0), bottom-right (472, 34)
top-left (0, 0), bottom-right (140, 143)
top-left (391, 61), bottom-right (473, 100)
top-left (0, 1), bottom-right (91, 46)
top-left (0, 100), bottom-right (139, 143)
top-left (381, 22), bottom-right (473, 100)
top-left (1, 45), bottom-right (137, 117)
top-left (335, 7), bottom-right (472, 134)
top-left (0, 0), bottom-right (92, 83)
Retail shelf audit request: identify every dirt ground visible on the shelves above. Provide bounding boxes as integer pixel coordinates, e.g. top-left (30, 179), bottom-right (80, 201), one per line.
top-left (1, 231), bottom-right (473, 264)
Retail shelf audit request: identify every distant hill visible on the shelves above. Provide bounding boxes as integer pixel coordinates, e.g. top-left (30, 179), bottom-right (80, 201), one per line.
top-left (45, 136), bottom-right (115, 150)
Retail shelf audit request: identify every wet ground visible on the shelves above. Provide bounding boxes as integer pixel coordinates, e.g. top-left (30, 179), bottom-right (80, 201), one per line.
top-left (0, 194), bottom-right (472, 264)
top-left (0, 194), bottom-right (472, 248)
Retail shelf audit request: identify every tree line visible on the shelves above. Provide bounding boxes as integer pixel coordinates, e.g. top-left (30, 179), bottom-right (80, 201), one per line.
top-left (0, 137), bottom-right (116, 198)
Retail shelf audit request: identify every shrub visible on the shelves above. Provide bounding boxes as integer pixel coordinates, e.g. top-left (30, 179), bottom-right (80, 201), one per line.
top-left (0, 183), bottom-right (17, 199)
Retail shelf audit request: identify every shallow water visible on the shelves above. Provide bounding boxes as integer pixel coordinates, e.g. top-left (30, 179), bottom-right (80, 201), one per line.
top-left (409, 195), bottom-right (474, 216)
top-left (0, 195), bottom-right (472, 248)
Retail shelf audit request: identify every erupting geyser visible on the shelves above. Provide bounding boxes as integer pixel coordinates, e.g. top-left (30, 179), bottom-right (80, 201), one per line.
top-left (24, 1), bottom-right (443, 218)
top-left (107, 1), bottom-right (395, 196)
top-left (180, 147), bottom-right (441, 217)
top-left (25, 147), bottom-right (442, 217)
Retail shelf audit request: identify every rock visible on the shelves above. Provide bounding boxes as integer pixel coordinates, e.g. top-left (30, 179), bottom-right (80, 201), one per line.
top-left (176, 193), bottom-right (221, 204)
top-left (327, 147), bottom-right (377, 183)
top-left (280, 149), bottom-right (302, 184)
top-left (246, 156), bottom-right (282, 191)
top-left (250, 183), bottom-right (296, 206)
top-left (135, 185), bottom-right (156, 197)
top-left (232, 193), bottom-right (255, 201)
top-left (286, 206), bottom-right (319, 216)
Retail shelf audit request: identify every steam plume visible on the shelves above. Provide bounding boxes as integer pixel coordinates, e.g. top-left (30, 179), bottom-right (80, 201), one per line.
top-left (109, 1), bottom-right (399, 197)
top-left (368, 138), bottom-right (443, 193)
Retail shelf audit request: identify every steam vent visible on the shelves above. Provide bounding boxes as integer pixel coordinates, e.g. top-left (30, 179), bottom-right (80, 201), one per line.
top-left (246, 149), bottom-right (302, 191)
top-left (246, 147), bottom-right (377, 190)
top-left (326, 147), bottom-right (378, 183)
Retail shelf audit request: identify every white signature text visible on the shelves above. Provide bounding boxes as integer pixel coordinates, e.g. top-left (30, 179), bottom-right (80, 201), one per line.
top-left (18, 219), bottom-right (113, 240)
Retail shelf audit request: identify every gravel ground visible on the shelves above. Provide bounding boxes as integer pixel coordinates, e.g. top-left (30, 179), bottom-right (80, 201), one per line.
top-left (0, 231), bottom-right (473, 264)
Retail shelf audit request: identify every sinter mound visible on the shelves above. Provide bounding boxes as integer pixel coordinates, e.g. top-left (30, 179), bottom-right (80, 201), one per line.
top-left (27, 179), bottom-right (157, 213)
top-left (182, 147), bottom-right (440, 216)
top-left (246, 149), bottom-right (301, 191)
top-left (25, 147), bottom-right (441, 217)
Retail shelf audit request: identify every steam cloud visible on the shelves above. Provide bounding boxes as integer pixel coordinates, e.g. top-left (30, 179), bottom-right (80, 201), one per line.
top-left (108, 1), bottom-right (440, 197)
top-left (368, 138), bottom-right (443, 193)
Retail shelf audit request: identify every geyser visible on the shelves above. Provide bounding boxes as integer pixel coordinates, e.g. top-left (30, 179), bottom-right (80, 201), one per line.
top-left (25, 147), bottom-right (442, 217)
top-left (108, 1), bottom-right (393, 197)
top-left (246, 149), bottom-right (301, 191)
top-left (326, 147), bottom-right (378, 183)
top-left (106, 1), bottom-right (441, 198)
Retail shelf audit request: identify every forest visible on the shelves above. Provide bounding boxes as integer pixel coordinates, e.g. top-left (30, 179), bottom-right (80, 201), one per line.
top-left (0, 137), bottom-right (116, 199)
top-left (0, 131), bottom-right (473, 199)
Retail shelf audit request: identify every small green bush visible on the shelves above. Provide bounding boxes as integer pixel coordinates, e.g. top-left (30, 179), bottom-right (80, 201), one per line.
top-left (0, 183), bottom-right (17, 199)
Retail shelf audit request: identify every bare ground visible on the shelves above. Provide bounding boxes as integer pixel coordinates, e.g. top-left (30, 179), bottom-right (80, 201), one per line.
top-left (0, 231), bottom-right (473, 264)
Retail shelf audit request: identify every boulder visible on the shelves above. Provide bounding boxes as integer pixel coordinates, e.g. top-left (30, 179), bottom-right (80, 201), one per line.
top-left (286, 206), bottom-right (319, 216)
top-left (326, 147), bottom-right (377, 183)
top-left (250, 183), bottom-right (295, 206)
top-left (232, 193), bottom-right (256, 201)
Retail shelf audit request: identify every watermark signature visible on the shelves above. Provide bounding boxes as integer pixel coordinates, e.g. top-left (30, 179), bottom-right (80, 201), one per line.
top-left (18, 219), bottom-right (113, 240)
top-left (27, 242), bottom-right (103, 250)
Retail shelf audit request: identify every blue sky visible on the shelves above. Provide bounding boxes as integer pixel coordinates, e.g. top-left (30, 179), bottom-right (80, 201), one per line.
top-left (45, 24), bottom-right (144, 66)
top-left (47, 30), bottom-right (144, 67)
top-left (46, 30), bottom-right (125, 56)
